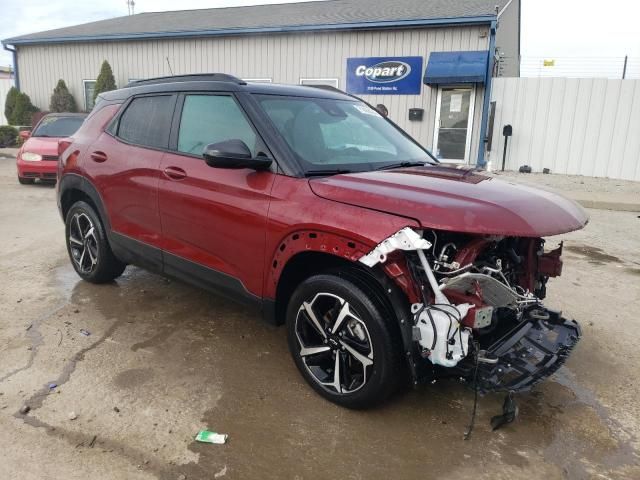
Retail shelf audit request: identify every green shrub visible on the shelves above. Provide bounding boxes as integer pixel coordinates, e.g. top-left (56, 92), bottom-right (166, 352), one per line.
top-left (4, 87), bottom-right (19, 124)
top-left (93, 60), bottom-right (117, 103)
top-left (10, 92), bottom-right (39, 126)
top-left (0, 125), bottom-right (19, 147)
top-left (50, 79), bottom-right (77, 112)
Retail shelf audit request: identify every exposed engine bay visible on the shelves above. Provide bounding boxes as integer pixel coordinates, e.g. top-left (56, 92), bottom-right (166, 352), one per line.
top-left (360, 227), bottom-right (581, 395)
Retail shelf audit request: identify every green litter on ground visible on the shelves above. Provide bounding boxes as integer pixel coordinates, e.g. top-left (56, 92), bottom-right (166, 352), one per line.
top-left (195, 430), bottom-right (228, 444)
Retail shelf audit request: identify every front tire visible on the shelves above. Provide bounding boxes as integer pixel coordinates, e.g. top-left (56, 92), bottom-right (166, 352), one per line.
top-left (18, 176), bottom-right (34, 185)
top-left (286, 274), bottom-right (402, 409)
top-left (65, 201), bottom-right (126, 283)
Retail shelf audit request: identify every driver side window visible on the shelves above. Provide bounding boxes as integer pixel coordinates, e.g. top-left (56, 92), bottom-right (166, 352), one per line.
top-left (177, 95), bottom-right (257, 156)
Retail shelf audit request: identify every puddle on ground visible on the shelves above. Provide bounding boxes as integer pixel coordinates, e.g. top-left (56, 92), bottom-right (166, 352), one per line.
top-left (565, 245), bottom-right (623, 265)
top-left (625, 267), bottom-right (640, 277)
top-left (14, 263), bottom-right (639, 480)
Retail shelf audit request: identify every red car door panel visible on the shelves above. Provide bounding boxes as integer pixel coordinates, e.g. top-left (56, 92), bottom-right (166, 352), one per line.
top-left (159, 154), bottom-right (275, 296)
top-left (90, 133), bottom-right (163, 246)
top-left (158, 93), bottom-right (276, 298)
top-left (88, 95), bottom-right (175, 249)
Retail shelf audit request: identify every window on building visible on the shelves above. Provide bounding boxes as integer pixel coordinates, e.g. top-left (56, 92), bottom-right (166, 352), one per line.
top-left (300, 78), bottom-right (339, 88)
top-left (177, 95), bottom-right (258, 156)
top-left (243, 78), bottom-right (272, 83)
top-left (83, 80), bottom-right (96, 111)
top-left (117, 95), bottom-right (174, 149)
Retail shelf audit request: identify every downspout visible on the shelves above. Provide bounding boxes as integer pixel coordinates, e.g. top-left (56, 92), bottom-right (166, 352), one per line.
top-left (3, 44), bottom-right (19, 90)
top-left (476, 19), bottom-right (497, 168)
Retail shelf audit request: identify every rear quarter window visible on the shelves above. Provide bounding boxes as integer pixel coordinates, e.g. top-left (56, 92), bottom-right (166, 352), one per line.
top-left (117, 95), bottom-right (174, 149)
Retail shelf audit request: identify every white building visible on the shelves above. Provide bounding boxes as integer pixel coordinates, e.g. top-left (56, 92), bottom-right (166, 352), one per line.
top-left (2, 0), bottom-right (521, 166)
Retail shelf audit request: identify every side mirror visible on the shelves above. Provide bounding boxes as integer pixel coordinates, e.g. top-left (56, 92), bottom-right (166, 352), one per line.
top-left (19, 130), bottom-right (31, 140)
top-left (203, 139), bottom-right (272, 170)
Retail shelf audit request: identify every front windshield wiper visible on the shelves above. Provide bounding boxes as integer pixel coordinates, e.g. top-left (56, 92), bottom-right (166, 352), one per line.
top-left (375, 161), bottom-right (428, 171)
top-left (305, 169), bottom-right (352, 177)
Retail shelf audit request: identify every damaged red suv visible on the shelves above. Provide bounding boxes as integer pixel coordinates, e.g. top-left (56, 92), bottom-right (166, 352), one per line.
top-left (57, 74), bottom-right (587, 411)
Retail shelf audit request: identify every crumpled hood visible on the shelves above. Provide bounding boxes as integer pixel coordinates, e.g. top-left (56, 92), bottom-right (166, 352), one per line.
top-left (309, 166), bottom-right (588, 237)
top-left (21, 137), bottom-right (60, 157)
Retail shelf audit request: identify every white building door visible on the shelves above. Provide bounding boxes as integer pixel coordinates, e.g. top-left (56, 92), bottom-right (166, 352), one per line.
top-left (433, 85), bottom-right (475, 163)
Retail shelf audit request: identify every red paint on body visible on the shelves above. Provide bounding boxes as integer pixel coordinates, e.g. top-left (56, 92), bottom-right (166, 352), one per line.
top-left (309, 167), bottom-right (589, 237)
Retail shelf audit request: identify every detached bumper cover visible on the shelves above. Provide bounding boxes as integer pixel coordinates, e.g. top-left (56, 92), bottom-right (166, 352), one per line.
top-left (476, 314), bottom-right (581, 393)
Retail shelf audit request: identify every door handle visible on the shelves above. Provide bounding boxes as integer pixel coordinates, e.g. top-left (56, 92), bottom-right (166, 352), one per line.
top-left (90, 151), bottom-right (108, 163)
top-left (163, 166), bottom-right (187, 180)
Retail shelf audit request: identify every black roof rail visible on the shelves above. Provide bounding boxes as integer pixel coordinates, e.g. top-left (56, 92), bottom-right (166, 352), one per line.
top-left (126, 73), bottom-right (246, 87)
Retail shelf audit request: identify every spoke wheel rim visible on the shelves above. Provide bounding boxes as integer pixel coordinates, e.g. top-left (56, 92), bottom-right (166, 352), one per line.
top-left (69, 212), bottom-right (99, 275)
top-left (295, 292), bottom-right (374, 395)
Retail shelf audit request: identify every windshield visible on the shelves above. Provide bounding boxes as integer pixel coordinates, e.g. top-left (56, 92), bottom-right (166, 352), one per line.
top-left (257, 95), bottom-right (436, 174)
top-left (32, 116), bottom-right (85, 138)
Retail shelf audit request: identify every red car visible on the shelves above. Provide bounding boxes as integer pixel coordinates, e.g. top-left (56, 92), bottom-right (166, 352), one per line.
top-left (17, 113), bottom-right (86, 184)
top-left (57, 74), bottom-right (587, 413)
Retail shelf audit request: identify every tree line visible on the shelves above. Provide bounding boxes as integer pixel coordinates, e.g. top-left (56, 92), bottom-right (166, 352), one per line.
top-left (4, 60), bottom-right (117, 126)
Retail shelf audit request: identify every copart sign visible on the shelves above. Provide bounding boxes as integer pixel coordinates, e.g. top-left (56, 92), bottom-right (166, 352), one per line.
top-left (346, 56), bottom-right (423, 95)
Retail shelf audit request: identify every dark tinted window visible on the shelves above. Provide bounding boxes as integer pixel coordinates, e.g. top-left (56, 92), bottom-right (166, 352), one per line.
top-left (177, 95), bottom-right (257, 156)
top-left (118, 95), bottom-right (173, 148)
top-left (32, 116), bottom-right (85, 137)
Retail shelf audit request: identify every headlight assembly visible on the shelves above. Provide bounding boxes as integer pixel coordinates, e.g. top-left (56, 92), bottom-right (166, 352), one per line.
top-left (21, 152), bottom-right (43, 162)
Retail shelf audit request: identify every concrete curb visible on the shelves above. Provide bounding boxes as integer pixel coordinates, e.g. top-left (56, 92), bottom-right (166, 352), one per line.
top-left (488, 172), bottom-right (640, 213)
top-left (574, 199), bottom-right (640, 213)
top-left (0, 148), bottom-right (18, 159)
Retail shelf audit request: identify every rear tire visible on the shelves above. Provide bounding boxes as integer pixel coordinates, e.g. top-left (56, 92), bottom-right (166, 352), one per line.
top-left (65, 201), bottom-right (126, 283)
top-left (286, 273), bottom-right (402, 409)
top-left (18, 176), bottom-right (34, 185)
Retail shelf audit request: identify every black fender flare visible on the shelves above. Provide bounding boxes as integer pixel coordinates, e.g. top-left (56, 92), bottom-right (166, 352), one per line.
top-left (336, 264), bottom-right (434, 386)
top-left (58, 173), bottom-right (111, 231)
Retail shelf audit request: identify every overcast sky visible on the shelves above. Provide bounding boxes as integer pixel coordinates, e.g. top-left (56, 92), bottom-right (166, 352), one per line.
top-left (2, 0), bottom-right (640, 74)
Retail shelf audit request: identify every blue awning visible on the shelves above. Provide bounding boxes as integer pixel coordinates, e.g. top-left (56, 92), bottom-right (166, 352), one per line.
top-left (423, 51), bottom-right (489, 85)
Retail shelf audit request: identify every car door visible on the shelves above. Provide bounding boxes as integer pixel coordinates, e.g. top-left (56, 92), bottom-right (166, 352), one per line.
top-left (90, 94), bottom-right (176, 270)
top-left (159, 93), bottom-right (276, 300)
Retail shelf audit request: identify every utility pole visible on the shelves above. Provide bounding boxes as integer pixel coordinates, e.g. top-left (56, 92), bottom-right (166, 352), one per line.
top-left (622, 55), bottom-right (628, 79)
top-left (126, 0), bottom-right (135, 16)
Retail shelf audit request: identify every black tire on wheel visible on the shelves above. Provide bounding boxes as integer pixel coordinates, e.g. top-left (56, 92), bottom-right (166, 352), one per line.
top-left (18, 176), bottom-right (35, 185)
top-left (286, 273), bottom-right (403, 409)
top-left (65, 201), bottom-right (126, 283)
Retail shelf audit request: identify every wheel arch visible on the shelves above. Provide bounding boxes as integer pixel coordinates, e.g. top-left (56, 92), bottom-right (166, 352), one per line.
top-left (58, 174), bottom-right (111, 231)
top-left (265, 230), bottom-right (372, 318)
top-left (271, 248), bottom-right (421, 382)
top-left (265, 228), bottom-right (431, 385)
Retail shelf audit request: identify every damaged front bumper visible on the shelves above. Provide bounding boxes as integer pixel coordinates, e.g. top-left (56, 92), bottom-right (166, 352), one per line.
top-left (456, 308), bottom-right (582, 393)
top-left (358, 227), bottom-right (582, 395)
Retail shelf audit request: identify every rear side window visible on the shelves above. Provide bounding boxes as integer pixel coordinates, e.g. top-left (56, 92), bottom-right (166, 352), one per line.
top-left (177, 95), bottom-right (257, 156)
top-left (118, 95), bottom-right (174, 149)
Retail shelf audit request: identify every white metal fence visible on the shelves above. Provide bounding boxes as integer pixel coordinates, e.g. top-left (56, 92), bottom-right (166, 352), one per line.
top-left (488, 77), bottom-right (640, 181)
top-left (520, 56), bottom-right (640, 80)
top-left (0, 78), bottom-right (14, 124)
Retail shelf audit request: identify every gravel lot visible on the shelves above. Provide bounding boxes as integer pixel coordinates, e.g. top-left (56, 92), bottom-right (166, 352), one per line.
top-left (1, 157), bottom-right (639, 480)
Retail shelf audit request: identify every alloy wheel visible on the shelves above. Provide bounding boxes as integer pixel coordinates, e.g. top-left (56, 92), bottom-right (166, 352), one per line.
top-left (295, 292), bottom-right (374, 394)
top-left (68, 212), bottom-right (99, 274)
